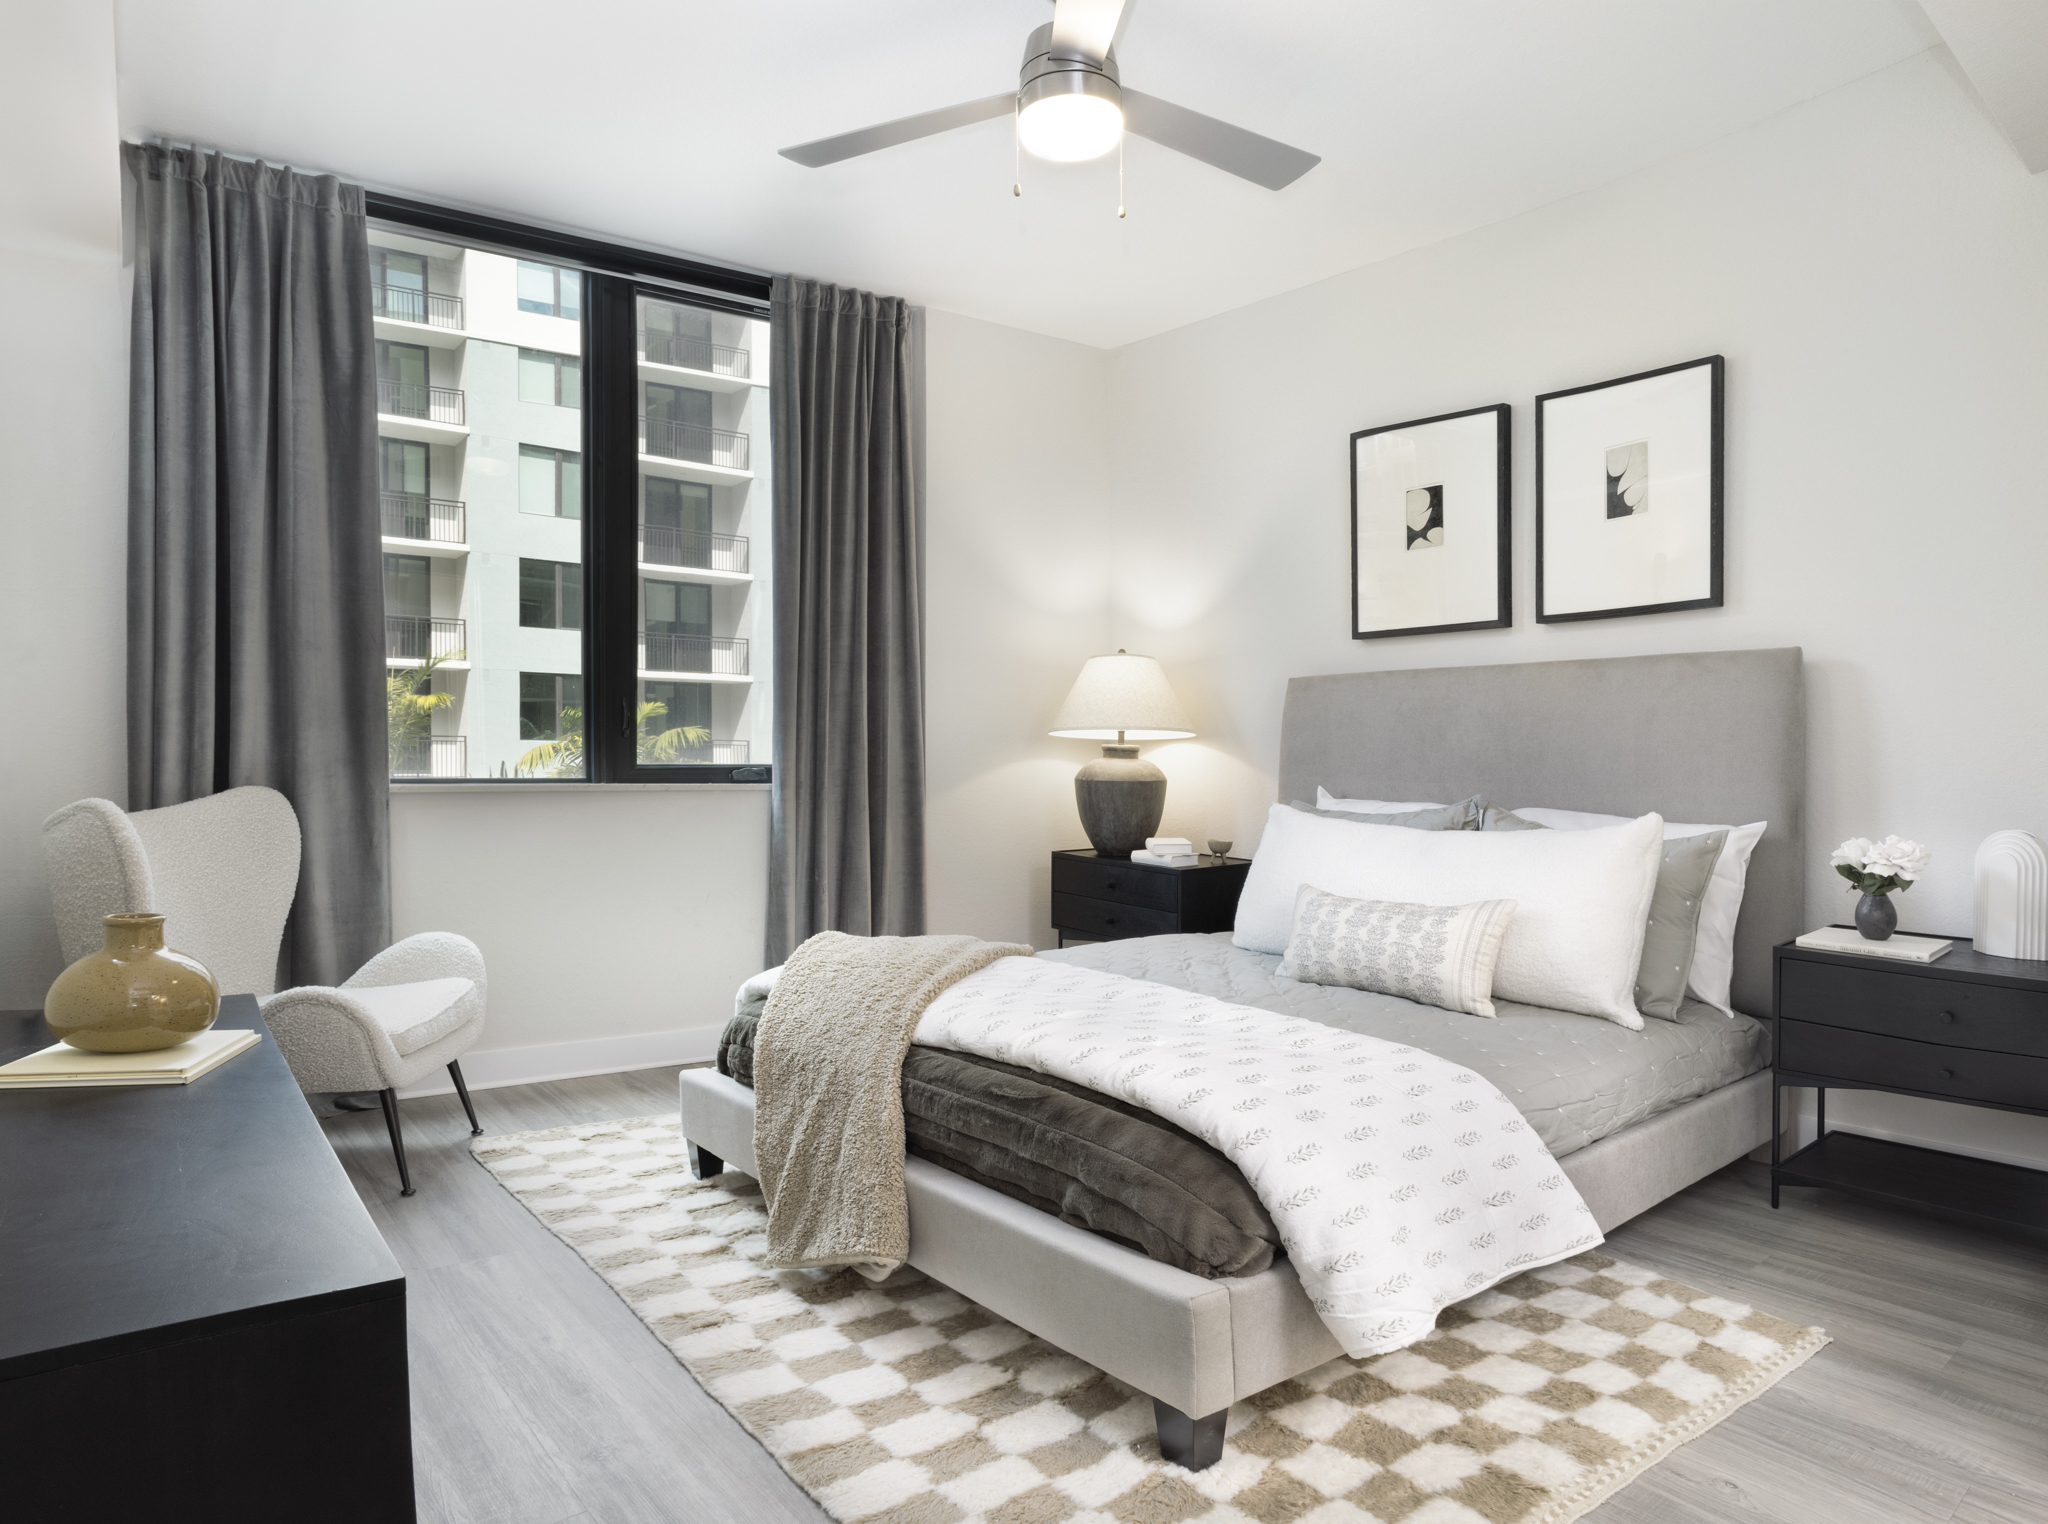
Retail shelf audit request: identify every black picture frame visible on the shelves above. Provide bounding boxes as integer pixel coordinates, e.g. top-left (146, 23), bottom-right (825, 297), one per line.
top-left (1349, 403), bottom-right (1512, 640)
top-left (1535, 355), bottom-right (1724, 624)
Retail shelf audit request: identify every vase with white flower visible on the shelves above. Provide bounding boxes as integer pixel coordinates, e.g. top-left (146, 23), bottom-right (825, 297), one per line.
top-left (1831, 835), bottom-right (1932, 941)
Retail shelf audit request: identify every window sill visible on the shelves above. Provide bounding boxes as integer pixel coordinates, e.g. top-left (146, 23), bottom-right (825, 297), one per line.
top-left (389, 781), bottom-right (770, 794)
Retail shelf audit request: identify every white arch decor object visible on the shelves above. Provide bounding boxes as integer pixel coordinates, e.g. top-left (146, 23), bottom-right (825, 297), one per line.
top-left (1973, 830), bottom-right (2048, 960)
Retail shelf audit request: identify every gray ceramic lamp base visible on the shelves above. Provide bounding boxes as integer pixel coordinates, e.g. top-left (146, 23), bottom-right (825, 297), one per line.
top-left (1075, 744), bottom-right (1167, 858)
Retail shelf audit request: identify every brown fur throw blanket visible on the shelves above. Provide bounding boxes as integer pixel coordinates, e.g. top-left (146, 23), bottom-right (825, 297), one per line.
top-left (753, 931), bottom-right (1031, 1277)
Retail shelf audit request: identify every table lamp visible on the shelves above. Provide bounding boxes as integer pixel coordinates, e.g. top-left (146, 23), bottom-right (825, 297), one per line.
top-left (1049, 650), bottom-right (1195, 857)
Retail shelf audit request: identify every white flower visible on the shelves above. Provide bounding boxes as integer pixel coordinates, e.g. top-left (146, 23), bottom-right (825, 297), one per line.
top-left (1830, 837), bottom-right (1874, 871)
top-left (1863, 836), bottom-right (1931, 881)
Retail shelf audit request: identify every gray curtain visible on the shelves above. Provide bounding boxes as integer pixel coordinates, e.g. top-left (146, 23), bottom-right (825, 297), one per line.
top-left (766, 277), bottom-right (927, 964)
top-left (124, 143), bottom-right (388, 987)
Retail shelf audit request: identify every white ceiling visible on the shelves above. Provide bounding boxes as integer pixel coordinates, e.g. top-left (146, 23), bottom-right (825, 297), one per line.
top-left (113, 0), bottom-right (1940, 348)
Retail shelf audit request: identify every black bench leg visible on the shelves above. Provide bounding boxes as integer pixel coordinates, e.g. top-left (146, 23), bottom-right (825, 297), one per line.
top-left (687, 1143), bottom-right (724, 1181)
top-left (1153, 1398), bottom-right (1227, 1471)
top-left (378, 1088), bottom-right (416, 1197)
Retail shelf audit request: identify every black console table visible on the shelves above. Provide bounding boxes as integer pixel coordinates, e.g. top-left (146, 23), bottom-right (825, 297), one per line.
top-left (0, 996), bottom-right (415, 1521)
top-left (1771, 934), bottom-right (2048, 1231)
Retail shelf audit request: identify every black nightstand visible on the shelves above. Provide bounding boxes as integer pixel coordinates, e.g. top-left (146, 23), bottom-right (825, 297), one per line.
top-left (1771, 932), bottom-right (2048, 1231)
top-left (1051, 849), bottom-right (1251, 947)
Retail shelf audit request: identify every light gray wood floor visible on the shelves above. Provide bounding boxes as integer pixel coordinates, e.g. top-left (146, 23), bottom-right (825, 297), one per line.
top-left (326, 1073), bottom-right (2048, 1524)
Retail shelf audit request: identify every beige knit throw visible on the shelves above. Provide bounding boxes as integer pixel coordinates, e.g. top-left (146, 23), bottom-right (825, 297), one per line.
top-left (753, 931), bottom-right (1032, 1278)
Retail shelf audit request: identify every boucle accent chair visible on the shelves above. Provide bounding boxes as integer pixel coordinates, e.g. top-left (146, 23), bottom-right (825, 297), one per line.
top-left (42, 787), bottom-right (487, 1195)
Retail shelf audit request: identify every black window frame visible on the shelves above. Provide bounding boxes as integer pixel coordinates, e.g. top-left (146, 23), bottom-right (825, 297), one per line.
top-left (368, 192), bottom-right (772, 785)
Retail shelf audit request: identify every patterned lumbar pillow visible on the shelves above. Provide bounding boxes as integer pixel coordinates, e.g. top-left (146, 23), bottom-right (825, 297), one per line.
top-left (1278, 883), bottom-right (1517, 1017)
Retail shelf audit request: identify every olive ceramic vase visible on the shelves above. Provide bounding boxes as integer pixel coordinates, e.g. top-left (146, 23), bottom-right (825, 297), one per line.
top-left (44, 913), bottom-right (220, 1052)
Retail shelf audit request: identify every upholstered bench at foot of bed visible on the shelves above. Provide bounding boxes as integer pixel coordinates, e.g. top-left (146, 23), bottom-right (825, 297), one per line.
top-left (675, 1066), bottom-right (1771, 1471)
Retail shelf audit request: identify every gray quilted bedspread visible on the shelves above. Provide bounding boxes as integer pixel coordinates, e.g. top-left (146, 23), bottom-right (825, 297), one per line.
top-left (1037, 933), bottom-right (1769, 1157)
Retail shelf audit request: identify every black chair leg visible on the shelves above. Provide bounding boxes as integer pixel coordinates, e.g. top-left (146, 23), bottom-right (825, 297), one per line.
top-left (448, 1060), bottom-right (483, 1136)
top-left (687, 1142), bottom-right (724, 1181)
top-left (378, 1088), bottom-right (416, 1197)
top-left (1153, 1398), bottom-right (1227, 1471)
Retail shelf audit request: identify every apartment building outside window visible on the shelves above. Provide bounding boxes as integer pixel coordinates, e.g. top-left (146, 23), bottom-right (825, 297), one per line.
top-left (370, 213), bottom-right (770, 783)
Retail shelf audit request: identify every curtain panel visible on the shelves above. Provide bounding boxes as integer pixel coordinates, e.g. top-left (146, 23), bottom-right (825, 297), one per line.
top-left (767, 277), bottom-right (927, 963)
top-left (124, 143), bottom-right (388, 987)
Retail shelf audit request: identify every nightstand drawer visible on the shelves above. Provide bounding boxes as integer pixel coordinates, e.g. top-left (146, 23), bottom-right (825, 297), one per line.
top-left (1050, 892), bottom-right (1179, 941)
top-left (1778, 1020), bottom-right (2048, 1109)
top-left (1780, 960), bottom-right (2048, 1058)
top-left (1050, 855), bottom-right (1180, 912)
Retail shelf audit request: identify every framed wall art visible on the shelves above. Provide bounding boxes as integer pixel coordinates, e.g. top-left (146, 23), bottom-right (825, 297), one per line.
top-left (1349, 403), bottom-right (1510, 640)
top-left (1536, 355), bottom-right (1724, 622)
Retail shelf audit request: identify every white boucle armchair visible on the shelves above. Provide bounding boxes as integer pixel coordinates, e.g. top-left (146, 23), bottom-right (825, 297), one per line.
top-left (42, 787), bottom-right (487, 1196)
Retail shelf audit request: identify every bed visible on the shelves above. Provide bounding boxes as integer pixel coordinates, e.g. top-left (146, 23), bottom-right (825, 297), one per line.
top-left (676, 646), bottom-right (1805, 1467)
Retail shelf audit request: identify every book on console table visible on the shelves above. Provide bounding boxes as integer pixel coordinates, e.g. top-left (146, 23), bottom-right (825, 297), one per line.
top-left (0, 1028), bottom-right (260, 1089)
top-left (1793, 926), bottom-right (1954, 963)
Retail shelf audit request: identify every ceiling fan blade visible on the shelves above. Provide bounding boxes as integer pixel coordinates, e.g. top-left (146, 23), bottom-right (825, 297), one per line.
top-left (780, 93), bottom-right (1017, 168)
top-left (1050, 0), bottom-right (1131, 63)
top-left (1120, 88), bottom-right (1320, 190)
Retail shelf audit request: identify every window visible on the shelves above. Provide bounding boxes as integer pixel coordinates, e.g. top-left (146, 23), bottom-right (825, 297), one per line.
top-left (519, 558), bottom-right (582, 630)
top-left (368, 203), bottom-right (768, 783)
top-left (370, 248), bottom-right (426, 323)
top-left (519, 672), bottom-right (583, 738)
top-left (517, 260), bottom-right (581, 319)
top-left (518, 348), bottom-right (582, 408)
top-left (518, 445), bottom-right (582, 519)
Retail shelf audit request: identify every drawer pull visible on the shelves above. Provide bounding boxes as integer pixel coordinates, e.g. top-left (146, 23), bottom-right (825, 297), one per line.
top-left (1940, 1010), bottom-right (1957, 1024)
top-left (1940, 1068), bottom-right (1956, 1081)
top-left (1104, 880), bottom-right (1119, 892)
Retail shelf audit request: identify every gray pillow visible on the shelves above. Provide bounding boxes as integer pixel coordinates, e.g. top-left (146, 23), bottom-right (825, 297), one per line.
top-left (1287, 795), bottom-right (1483, 831)
top-left (1476, 806), bottom-right (1724, 1020)
top-left (1636, 831), bottom-right (1726, 1020)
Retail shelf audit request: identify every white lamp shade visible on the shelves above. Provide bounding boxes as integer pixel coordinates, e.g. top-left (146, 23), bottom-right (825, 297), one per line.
top-left (1049, 651), bottom-right (1195, 740)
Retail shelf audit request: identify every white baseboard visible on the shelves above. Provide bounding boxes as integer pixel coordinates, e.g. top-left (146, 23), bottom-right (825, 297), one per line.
top-left (396, 1024), bottom-right (723, 1099)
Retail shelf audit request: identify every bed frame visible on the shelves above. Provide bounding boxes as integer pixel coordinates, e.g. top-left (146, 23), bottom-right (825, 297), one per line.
top-left (678, 646), bottom-right (1805, 1469)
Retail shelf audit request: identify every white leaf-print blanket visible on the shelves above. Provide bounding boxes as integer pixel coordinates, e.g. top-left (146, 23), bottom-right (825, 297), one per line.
top-left (913, 955), bottom-right (1602, 1357)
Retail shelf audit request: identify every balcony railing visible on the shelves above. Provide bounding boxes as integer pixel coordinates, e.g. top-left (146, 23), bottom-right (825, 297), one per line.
top-left (391, 735), bottom-right (467, 778)
top-left (386, 615), bottom-right (466, 663)
top-left (639, 330), bottom-right (751, 378)
top-left (378, 379), bottom-right (466, 426)
top-left (657, 739), bottom-right (750, 765)
top-left (640, 417), bottom-right (749, 471)
top-left (372, 283), bottom-right (464, 330)
top-left (640, 633), bottom-right (749, 676)
top-left (381, 491), bottom-right (467, 545)
top-left (639, 524), bottom-right (749, 574)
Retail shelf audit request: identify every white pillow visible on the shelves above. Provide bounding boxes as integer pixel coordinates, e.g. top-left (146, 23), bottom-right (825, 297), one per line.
top-left (1510, 807), bottom-right (1766, 1017)
top-left (1317, 787), bottom-right (1448, 813)
top-left (1236, 803), bottom-right (1663, 1028)
top-left (1279, 885), bottom-right (1516, 1017)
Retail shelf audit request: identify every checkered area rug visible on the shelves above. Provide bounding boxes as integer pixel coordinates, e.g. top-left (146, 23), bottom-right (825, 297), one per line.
top-left (474, 1117), bottom-right (1826, 1524)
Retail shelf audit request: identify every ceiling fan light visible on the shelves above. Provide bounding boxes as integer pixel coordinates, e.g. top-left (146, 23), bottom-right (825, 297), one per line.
top-left (1019, 93), bottom-right (1123, 162)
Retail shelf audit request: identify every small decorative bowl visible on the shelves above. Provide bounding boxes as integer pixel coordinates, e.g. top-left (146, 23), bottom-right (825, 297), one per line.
top-left (1208, 839), bottom-right (1234, 858)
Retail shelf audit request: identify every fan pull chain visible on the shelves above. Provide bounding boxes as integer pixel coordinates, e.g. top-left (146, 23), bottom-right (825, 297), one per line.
top-left (1117, 132), bottom-right (1126, 218)
top-left (1013, 96), bottom-right (1022, 197)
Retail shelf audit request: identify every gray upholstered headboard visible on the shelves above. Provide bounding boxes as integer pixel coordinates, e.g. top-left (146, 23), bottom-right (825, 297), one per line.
top-left (1277, 647), bottom-right (1804, 1018)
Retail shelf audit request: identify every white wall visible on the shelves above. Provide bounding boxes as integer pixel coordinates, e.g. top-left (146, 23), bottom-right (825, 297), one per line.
top-left (923, 309), bottom-right (1113, 949)
top-left (1106, 49), bottom-right (2048, 1167)
top-left (0, 2), bottom-right (128, 1007)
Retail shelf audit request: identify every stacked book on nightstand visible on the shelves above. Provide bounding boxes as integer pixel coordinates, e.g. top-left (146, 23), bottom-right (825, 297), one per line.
top-left (0, 1029), bottom-right (259, 1089)
top-left (1131, 836), bottom-right (1200, 867)
top-left (1793, 926), bottom-right (1954, 963)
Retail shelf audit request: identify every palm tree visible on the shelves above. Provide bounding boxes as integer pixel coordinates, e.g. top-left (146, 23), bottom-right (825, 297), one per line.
top-left (388, 651), bottom-right (460, 774)
top-left (515, 699), bottom-right (709, 777)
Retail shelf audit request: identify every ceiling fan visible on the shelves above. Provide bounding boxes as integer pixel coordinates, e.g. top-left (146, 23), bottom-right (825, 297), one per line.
top-left (779, 0), bottom-right (1320, 192)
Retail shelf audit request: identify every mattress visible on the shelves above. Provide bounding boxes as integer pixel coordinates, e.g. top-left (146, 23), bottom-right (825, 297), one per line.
top-left (1038, 933), bottom-right (1770, 1157)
